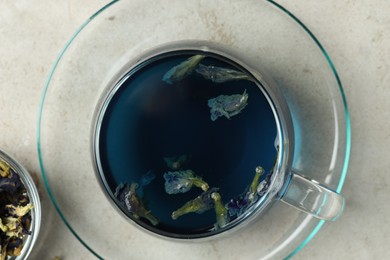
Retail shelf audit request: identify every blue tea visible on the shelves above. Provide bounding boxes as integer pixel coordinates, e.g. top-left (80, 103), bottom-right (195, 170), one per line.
top-left (95, 50), bottom-right (278, 238)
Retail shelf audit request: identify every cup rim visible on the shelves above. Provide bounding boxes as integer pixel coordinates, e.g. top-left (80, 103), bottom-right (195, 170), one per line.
top-left (91, 40), bottom-right (295, 241)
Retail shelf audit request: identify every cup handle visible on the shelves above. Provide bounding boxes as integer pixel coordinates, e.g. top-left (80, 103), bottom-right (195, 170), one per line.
top-left (280, 172), bottom-right (345, 221)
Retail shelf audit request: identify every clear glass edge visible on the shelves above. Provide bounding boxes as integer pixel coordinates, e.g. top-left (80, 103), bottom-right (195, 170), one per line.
top-left (37, 1), bottom-right (120, 259)
top-left (36, 0), bottom-right (352, 259)
top-left (266, 0), bottom-right (351, 259)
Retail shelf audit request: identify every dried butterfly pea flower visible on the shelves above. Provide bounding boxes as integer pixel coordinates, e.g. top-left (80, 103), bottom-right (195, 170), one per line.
top-left (195, 64), bottom-right (253, 83)
top-left (6, 204), bottom-right (34, 218)
top-left (0, 159), bottom-right (33, 260)
top-left (0, 220), bottom-right (7, 233)
top-left (211, 192), bottom-right (229, 229)
top-left (171, 187), bottom-right (219, 220)
top-left (5, 237), bottom-right (23, 258)
top-left (248, 166), bottom-right (264, 202)
top-left (208, 89), bottom-right (249, 121)
top-left (163, 170), bottom-right (209, 194)
top-left (114, 171), bottom-right (158, 226)
top-left (226, 166), bottom-right (266, 218)
top-left (0, 161), bottom-right (10, 178)
top-left (162, 55), bottom-right (205, 84)
top-left (123, 183), bottom-right (158, 226)
top-left (0, 169), bottom-right (22, 193)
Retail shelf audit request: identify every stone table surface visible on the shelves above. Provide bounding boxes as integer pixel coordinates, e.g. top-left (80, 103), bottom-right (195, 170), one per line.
top-left (0, 0), bottom-right (388, 259)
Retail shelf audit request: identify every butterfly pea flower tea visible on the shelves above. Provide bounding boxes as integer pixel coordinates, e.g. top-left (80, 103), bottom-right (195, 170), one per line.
top-left (93, 46), bottom-right (283, 239)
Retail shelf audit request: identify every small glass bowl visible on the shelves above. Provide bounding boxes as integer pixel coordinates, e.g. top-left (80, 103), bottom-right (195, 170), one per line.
top-left (0, 149), bottom-right (41, 260)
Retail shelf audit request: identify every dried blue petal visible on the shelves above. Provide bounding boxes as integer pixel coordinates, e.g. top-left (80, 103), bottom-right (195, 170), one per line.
top-left (5, 237), bottom-right (23, 256)
top-left (164, 170), bottom-right (209, 194)
top-left (0, 159), bottom-right (32, 258)
top-left (211, 192), bottom-right (229, 229)
top-left (21, 214), bottom-right (32, 235)
top-left (226, 195), bottom-right (249, 217)
top-left (162, 55), bottom-right (205, 84)
top-left (5, 204), bottom-right (33, 217)
top-left (0, 170), bottom-right (22, 193)
top-left (114, 171), bottom-right (158, 226)
top-left (226, 166), bottom-right (271, 218)
top-left (114, 182), bottom-right (130, 204)
top-left (248, 166), bottom-right (264, 202)
top-left (171, 187), bottom-right (219, 220)
top-left (256, 180), bottom-right (268, 197)
top-left (123, 183), bottom-right (158, 226)
top-left (0, 160), bottom-right (11, 178)
top-left (164, 172), bottom-right (192, 194)
top-left (208, 90), bottom-right (248, 121)
top-left (124, 183), bottom-right (140, 213)
top-left (195, 64), bottom-right (253, 83)
top-left (257, 172), bottom-right (272, 197)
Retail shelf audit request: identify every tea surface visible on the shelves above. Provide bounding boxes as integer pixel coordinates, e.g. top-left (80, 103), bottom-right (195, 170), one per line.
top-left (97, 51), bottom-right (278, 236)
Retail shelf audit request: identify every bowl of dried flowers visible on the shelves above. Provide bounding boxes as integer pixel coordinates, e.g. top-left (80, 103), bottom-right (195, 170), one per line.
top-left (0, 150), bottom-right (40, 259)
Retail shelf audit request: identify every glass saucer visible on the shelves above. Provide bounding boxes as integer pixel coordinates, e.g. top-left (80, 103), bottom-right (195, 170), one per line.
top-left (37, 0), bottom-right (351, 259)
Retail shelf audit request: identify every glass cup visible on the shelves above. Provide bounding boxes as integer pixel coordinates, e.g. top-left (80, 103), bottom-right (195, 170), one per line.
top-left (38, 1), bottom-right (351, 257)
top-left (92, 40), bottom-right (344, 240)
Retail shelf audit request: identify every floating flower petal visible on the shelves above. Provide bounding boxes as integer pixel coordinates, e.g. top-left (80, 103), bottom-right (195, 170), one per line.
top-left (196, 64), bottom-right (253, 83)
top-left (171, 187), bottom-right (219, 220)
top-left (208, 90), bottom-right (248, 121)
top-left (164, 170), bottom-right (209, 194)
